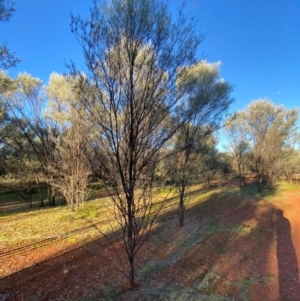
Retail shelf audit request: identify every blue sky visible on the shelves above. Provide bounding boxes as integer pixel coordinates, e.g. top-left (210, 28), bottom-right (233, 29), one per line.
top-left (1, 0), bottom-right (299, 115)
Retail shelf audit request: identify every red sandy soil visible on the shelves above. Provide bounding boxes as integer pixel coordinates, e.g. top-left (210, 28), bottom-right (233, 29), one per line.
top-left (1, 181), bottom-right (300, 301)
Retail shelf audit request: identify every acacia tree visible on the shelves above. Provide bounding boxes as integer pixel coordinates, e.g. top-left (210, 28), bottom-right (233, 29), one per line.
top-left (0, 116), bottom-right (43, 208)
top-left (0, 0), bottom-right (20, 69)
top-left (187, 133), bottom-right (223, 186)
top-left (46, 73), bottom-right (92, 210)
top-left (167, 124), bottom-right (203, 226)
top-left (241, 99), bottom-right (298, 192)
top-left (70, 0), bottom-right (204, 288)
top-left (280, 149), bottom-right (300, 183)
top-left (0, 71), bottom-right (93, 209)
top-left (224, 112), bottom-right (249, 186)
top-left (0, 72), bottom-right (47, 205)
top-left (171, 61), bottom-right (232, 226)
top-left (0, 72), bottom-right (58, 206)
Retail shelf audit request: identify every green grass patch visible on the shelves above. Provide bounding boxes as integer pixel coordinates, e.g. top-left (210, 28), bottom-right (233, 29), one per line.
top-left (58, 214), bottom-right (75, 222)
top-left (68, 236), bottom-right (78, 244)
top-left (0, 198), bottom-right (115, 249)
top-left (206, 222), bottom-right (251, 235)
top-left (78, 204), bottom-right (99, 218)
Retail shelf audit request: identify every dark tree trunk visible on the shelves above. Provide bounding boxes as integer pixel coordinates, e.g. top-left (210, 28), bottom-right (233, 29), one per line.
top-left (37, 183), bottom-right (44, 208)
top-left (126, 192), bottom-right (135, 290)
top-left (48, 185), bottom-right (56, 206)
top-left (27, 184), bottom-right (33, 208)
top-left (39, 191), bottom-right (44, 208)
top-left (238, 164), bottom-right (246, 186)
top-left (257, 175), bottom-right (263, 193)
top-left (28, 192), bottom-right (33, 208)
top-left (178, 181), bottom-right (186, 226)
top-left (128, 253), bottom-right (135, 289)
top-left (34, 173), bottom-right (44, 208)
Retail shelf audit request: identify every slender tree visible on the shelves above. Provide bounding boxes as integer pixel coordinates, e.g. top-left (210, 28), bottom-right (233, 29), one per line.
top-left (70, 0), bottom-right (204, 288)
top-left (171, 61), bottom-right (233, 226)
top-left (224, 112), bottom-right (249, 186)
top-left (46, 73), bottom-right (92, 210)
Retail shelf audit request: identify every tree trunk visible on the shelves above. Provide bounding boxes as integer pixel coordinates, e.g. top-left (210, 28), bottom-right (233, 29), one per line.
top-left (38, 184), bottom-right (44, 208)
top-left (207, 175), bottom-right (210, 185)
top-left (238, 164), bottom-right (246, 186)
top-left (48, 185), bottom-right (56, 206)
top-left (26, 185), bottom-right (33, 208)
top-left (27, 182), bottom-right (34, 208)
top-left (33, 173), bottom-right (44, 208)
top-left (28, 192), bottom-right (33, 208)
top-left (178, 181), bottom-right (186, 226)
top-left (128, 253), bottom-right (135, 290)
top-left (127, 194), bottom-right (135, 290)
top-left (257, 175), bottom-right (263, 193)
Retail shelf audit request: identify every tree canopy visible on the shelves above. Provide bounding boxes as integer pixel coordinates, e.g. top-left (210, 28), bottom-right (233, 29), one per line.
top-left (0, 0), bottom-right (20, 70)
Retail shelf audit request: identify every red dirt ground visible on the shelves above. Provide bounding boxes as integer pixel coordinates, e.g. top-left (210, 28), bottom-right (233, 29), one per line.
top-left (1, 181), bottom-right (300, 301)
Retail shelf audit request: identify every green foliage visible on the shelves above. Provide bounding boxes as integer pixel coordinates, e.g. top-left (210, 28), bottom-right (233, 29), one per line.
top-left (0, 0), bottom-right (16, 22)
top-left (226, 99), bottom-right (299, 191)
top-left (0, 0), bottom-right (20, 69)
top-left (69, 0), bottom-right (208, 288)
top-left (68, 236), bottom-right (77, 243)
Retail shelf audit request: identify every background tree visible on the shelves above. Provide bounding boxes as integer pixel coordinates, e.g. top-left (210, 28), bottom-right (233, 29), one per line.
top-left (0, 0), bottom-right (20, 69)
top-left (224, 112), bottom-right (249, 186)
top-left (2, 150), bottom-right (43, 207)
top-left (280, 148), bottom-right (300, 183)
top-left (217, 151), bottom-right (232, 178)
top-left (170, 61), bottom-right (233, 226)
top-left (165, 124), bottom-right (204, 225)
top-left (0, 72), bottom-right (46, 206)
top-left (70, 0), bottom-right (204, 288)
top-left (0, 72), bottom-right (58, 207)
top-left (0, 71), bottom-right (93, 209)
top-left (196, 134), bottom-right (223, 185)
top-left (238, 99), bottom-right (298, 192)
top-left (46, 73), bottom-right (92, 210)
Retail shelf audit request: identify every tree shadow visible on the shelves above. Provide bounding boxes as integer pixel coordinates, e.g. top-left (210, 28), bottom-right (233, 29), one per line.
top-left (132, 184), bottom-right (275, 299)
top-left (131, 182), bottom-right (299, 300)
top-left (0, 223), bottom-right (127, 301)
top-left (0, 185), bottom-right (220, 300)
